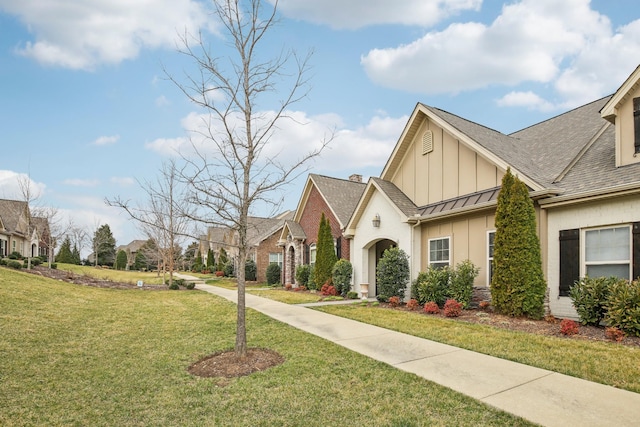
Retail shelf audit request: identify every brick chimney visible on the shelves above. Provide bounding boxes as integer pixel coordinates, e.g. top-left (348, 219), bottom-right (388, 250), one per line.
top-left (349, 174), bottom-right (362, 183)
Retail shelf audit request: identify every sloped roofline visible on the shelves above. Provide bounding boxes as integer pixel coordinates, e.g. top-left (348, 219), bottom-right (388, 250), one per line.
top-left (601, 63), bottom-right (640, 122)
top-left (292, 174), bottom-right (347, 228)
top-left (345, 178), bottom-right (416, 237)
top-left (380, 103), bottom-right (544, 192)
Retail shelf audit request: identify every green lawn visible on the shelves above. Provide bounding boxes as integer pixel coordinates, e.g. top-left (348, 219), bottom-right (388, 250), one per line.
top-left (0, 267), bottom-right (533, 426)
top-left (317, 304), bottom-right (640, 393)
top-left (54, 263), bottom-right (167, 285)
top-left (247, 288), bottom-right (327, 304)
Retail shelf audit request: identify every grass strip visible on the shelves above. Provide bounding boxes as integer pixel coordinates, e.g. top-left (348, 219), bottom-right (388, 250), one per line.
top-left (0, 267), bottom-right (532, 426)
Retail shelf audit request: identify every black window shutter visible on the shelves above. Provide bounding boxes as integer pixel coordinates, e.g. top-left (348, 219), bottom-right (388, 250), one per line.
top-left (634, 98), bottom-right (640, 153)
top-left (633, 222), bottom-right (640, 280)
top-left (559, 229), bottom-right (580, 297)
top-left (336, 236), bottom-right (342, 259)
top-left (304, 244), bottom-right (309, 265)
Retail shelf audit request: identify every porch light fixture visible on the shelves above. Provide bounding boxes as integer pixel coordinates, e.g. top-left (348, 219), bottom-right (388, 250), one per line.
top-left (372, 213), bottom-right (381, 228)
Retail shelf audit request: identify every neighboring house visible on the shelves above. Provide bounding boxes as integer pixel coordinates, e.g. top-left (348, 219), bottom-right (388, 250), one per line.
top-left (346, 64), bottom-right (640, 318)
top-left (0, 198), bottom-right (43, 259)
top-left (200, 211), bottom-right (293, 281)
top-left (115, 240), bottom-right (148, 269)
top-left (280, 174), bottom-right (366, 286)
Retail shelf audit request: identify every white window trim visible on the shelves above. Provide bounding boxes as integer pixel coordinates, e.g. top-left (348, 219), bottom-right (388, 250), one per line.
top-left (428, 236), bottom-right (451, 269)
top-left (309, 243), bottom-right (317, 266)
top-left (581, 225), bottom-right (632, 280)
top-left (487, 230), bottom-right (495, 285)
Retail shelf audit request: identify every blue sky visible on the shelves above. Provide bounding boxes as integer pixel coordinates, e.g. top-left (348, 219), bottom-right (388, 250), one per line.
top-left (1, 0), bottom-right (639, 255)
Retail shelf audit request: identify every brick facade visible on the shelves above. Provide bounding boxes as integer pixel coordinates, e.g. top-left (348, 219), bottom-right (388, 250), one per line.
top-left (298, 185), bottom-right (350, 262)
top-left (254, 228), bottom-right (284, 283)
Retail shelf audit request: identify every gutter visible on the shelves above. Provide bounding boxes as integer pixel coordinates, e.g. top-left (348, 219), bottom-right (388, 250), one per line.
top-left (538, 182), bottom-right (640, 208)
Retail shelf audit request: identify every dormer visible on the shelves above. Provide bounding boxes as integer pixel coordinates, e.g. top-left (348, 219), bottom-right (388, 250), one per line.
top-left (601, 64), bottom-right (640, 167)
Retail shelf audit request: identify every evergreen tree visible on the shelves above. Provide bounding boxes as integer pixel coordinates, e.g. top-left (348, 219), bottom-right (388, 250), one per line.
top-left (71, 245), bottom-right (81, 265)
top-left (314, 213), bottom-right (337, 287)
top-left (55, 236), bottom-right (74, 264)
top-left (193, 251), bottom-right (203, 272)
top-left (134, 251), bottom-right (147, 271)
top-left (93, 224), bottom-right (116, 266)
top-left (207, 248), bottom-right (215, 269)
top-left (491, 168), bottom-right (547, 319)
top-left (217, 247), bottom-right (228, 272)
top-left (115, 249), bottom-right (128, 270)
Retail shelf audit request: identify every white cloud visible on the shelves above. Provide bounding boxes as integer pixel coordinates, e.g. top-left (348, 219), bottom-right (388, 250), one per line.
top-left (110, 177), bottom-right (135, 186)
top-left (63, 178), bottom-right (101, 187)
top-left (91, 135), bottom-right (120, 146)
top-left (496, 91), bottom-right (556, 112)
top-left (146, 109), bottom-right (406, 173)
top-left (0, 0), bottom-right (213, 70)
top-left (272, 0), bottom-right (481, 29)
top-left (361, 0), bottom-right (640, 110)
top-left (0, 170), bottom-right (47, 199)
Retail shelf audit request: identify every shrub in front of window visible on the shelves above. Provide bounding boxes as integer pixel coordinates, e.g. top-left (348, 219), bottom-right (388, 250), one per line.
top-left (376, 247), bottom-right (409, 300)
top-left (569, 276), bottom-right (617, 325)
top-left (266, 263), bottom-right (281, 285)
top-left (449, 260), bottom-right (479, 308)
top-left (332, 258), bottom-right (352, 296)
top-left (295, 264), bottom-right (310, 288)
top-left (605, 278), bottom-right (640, 337)
top-left (413, 267), bottom-right (450, 306)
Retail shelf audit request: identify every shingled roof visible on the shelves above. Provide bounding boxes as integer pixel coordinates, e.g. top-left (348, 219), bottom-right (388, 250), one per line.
top-left (309, 174), bottom-right (366, 228)
top-left (370, 177), bottom-right (418, 217)
top-left (0, 199), bottom-right (28, 235)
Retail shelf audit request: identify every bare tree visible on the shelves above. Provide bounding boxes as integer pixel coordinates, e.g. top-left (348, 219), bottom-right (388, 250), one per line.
top-left (106, 159), bottom-right (192, 285)
top-left (169, 0), bottom-right (330, 357)
top-left (67, 220), bottom-right (90, 262)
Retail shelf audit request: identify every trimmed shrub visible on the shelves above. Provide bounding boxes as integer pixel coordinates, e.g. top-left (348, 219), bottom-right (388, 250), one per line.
top-left (569, 276), bottom-right (616, 325)
top-left (605, 327), bottom-right (625, 342)
top-left (174, 278), bottom-right (186, 287)
top-left (0, 258), bottom-right (6, 266)
top-left (376, 295), bottom-right (388, 303)
top-left (320, 283), bottom-right (338, 296)
top-left (9, 251), bottom-right (22, 260)
top-left (559, 319), bottom-right (579, 336)
top-left (346, 291), bottom-right (358, 299)
top-left (388, 296), bottom-right (401, 307)
top-left (168, 283), bottom-right (180, 290)
top-left (314, 213), bottom-right (337, 287)
top-left (266, 263), bottom-right (281, 285)
top-left (332, 259), bottom-right (353, 297)
top-left (295, 264), bottom-right (310, 288)
top-left (376, 247), bottom-right (409, 300)
top-left (245, 259), bottom-right (257, 281)
top-left (307, 264), bottom-right (317, 291)
top-left (185, 282), bottom-right (196, 290)
top-left (449, 260), bottom-right (479, 308)
top-left (443, 299), bottom-right (462, 317)
top-left (223, 262), bottom-right (234, 278)
top-left (423, 301), bottom-right (440, 314)
top-left (406, 298), bottom-right (419, 310)
top-left (605, 278), bottom-right (640, 337)
top-left (30, 258), bottom-right (41, 267)
top-left (115, 249), bottom-right (127, 270)
top-left (413, 267), bottom-right (450, 306)
top-left (7, 260), bottom-right (22, 269)
top-left (50, 263), bottom-right (57, 269)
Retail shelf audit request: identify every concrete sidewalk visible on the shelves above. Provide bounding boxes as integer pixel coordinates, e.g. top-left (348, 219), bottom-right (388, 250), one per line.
top-left (194, 283), bottom-right (640, 427)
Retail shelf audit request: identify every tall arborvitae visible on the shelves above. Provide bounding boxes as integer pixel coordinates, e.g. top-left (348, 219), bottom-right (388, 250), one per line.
top-left (206, 248), bottom-right (215, 269)
top-left (491, 168), bottom-right (546, 319)
top-left (314, 213), bottom-right (337, 287)
top-left (115, 249), bottom-right (128, 270)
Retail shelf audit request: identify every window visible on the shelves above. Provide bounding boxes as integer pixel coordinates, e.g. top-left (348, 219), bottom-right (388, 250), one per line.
top-left (428, 237), bottom-right (450, 269)
top-left (309, 244), bottom-right (316, 266)
top-left (584, 226), bottom-right (631, 280)
top-left (487, 231), bottom-right (495, 284)
top-left (269, 252), bottom-right (283, 268)
top-left (634, 97), bottom-right (640, 154)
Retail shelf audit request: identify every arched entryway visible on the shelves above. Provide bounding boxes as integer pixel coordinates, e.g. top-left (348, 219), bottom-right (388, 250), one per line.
top-left (365, 238), bottom-right (396, 296)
